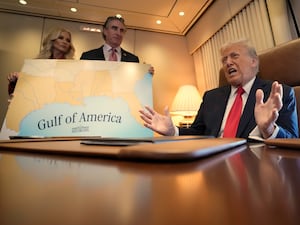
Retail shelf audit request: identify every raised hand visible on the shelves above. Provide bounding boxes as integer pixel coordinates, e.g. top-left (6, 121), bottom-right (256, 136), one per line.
top-left (254, 81), bottom-right (283, 138)
top-left (139, 105), bottom-right (175, 136)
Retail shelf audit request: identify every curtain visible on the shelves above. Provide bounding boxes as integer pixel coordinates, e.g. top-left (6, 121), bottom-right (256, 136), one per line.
top-left (194, 0), bottom-right (274, 93)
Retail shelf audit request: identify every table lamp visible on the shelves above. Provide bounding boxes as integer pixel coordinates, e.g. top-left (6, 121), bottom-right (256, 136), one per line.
top-left (170, 85), bottom-right (202, 128)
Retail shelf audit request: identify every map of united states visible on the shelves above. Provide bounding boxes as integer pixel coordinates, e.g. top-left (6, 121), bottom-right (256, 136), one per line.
top-left (2, 60), bottom-right (153, 138)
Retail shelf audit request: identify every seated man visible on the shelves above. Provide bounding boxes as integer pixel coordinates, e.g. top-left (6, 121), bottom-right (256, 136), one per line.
top-left (139, 39), bottom-right (299, 139)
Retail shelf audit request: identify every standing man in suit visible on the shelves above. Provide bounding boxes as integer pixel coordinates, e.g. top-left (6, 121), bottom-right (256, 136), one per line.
top-left (139, 39), bottom-right (298, 139)
top-left (81, 16), bottom-right (154, 74)
top-left (80, 16), bottom-right (138, 62)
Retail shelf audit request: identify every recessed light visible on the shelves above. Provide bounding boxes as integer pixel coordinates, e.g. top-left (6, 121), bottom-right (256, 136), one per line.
top-left (19, 0), bottom-right (27, 5)
top-left (179, 11), bottom-right (185, 16)
top-left (70, 7), bottom-right (77, 12)
top-left (80, 26), bottom-right (101, 33)
top-left (156, 20), bottom-right (162, 25)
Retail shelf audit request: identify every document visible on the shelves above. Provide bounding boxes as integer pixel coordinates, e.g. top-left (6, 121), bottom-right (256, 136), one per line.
top-left (0, 60), bottom-right (153, 139)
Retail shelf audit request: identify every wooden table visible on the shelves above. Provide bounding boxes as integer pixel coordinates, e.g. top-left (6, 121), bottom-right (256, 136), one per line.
top-left (0, 141), bottom-right (299, 225)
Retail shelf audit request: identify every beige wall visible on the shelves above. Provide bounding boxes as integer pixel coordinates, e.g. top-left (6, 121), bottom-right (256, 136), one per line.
top-left (0, 12), bottom-right (196, 127)
top-left (135, 31), bottom-right (196, 115)
top-left (0, 13), bottom-right (43, 128)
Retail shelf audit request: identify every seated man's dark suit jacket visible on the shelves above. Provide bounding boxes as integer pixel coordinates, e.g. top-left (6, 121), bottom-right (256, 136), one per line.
top-left (179, 76), bottom-right (299, 138)
top-left (80, 45), bottom-right (139, 63)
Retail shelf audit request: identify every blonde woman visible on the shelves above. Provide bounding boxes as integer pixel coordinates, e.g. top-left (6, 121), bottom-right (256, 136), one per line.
top-left (8, 27), bottom-right (75, 96)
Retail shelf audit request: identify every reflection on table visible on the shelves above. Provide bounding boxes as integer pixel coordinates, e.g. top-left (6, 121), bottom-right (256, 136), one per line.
top-left (0, 142), bottom-right (299, 225)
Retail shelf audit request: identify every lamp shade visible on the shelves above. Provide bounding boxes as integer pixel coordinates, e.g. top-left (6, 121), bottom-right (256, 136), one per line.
top-left (170, 85), bottom-right (202, 116)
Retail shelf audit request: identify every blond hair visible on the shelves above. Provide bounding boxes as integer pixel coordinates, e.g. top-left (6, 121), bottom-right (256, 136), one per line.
top-left (36, 27), bottom-right (75, 59)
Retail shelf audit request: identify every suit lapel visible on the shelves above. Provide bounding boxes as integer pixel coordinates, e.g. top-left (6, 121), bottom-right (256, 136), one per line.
top-left (99, 46), bottom-right (105, 59)
top-left (214, 86), bottom-right (231, 136)
top-left (120, 48), bottom-right (128, 61)
top-left (237, 77), bottom-right (267, 137)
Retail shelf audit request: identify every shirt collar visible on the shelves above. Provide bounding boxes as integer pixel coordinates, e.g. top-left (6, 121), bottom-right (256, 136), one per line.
top-left (230, 76), bottom-right (256, 96)
top-left (104, 43), bottom-right (121, 54)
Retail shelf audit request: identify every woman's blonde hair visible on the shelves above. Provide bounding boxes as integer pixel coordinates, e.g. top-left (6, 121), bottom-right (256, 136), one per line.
top-left (36, 27), bottom-right (75, 59)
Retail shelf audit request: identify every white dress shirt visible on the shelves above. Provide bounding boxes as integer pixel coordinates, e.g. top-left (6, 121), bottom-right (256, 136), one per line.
top-left (103, 44), bottom-right (121, 61)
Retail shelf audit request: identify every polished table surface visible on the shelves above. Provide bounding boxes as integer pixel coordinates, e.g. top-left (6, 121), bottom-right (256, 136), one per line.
top-left (0, 141), bottom-right (299, 225)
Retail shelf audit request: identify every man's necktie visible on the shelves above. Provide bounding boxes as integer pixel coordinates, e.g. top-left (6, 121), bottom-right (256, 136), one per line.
top-left (109, 48), bottom-right (117, 61)
top-left (223, 86), bottom-right (245, 137)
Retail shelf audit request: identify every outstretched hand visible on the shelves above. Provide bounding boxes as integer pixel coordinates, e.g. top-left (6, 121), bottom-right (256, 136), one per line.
top-left (139, 105), bottom-right (175, 136)
top-left (254, 81), bottom-right (283, 138)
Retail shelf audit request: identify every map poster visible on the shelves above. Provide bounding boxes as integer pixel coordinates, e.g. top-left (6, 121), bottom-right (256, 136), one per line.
top-left (0, 59), bottom-right (153, 139)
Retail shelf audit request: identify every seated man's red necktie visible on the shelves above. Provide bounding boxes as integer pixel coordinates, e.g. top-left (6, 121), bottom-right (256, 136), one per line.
top-left (223, 86), bottom-right (245, 137)
top-left (109, 48), bottom-right (117, 61)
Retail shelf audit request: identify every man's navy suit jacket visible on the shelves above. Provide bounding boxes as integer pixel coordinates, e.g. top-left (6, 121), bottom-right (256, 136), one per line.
top-left (80, 45), bottom-right (139, 63)
top-left (179, 76), bottom-right (299, 138)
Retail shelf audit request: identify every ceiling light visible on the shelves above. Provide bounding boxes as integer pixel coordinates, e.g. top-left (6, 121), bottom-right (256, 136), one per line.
top-left (116, 14), bottom-right (122, 18)
top-left (19, 0), bottom-right (27, 5)
top-left (156, 20), bottom-right (162, 25)
top-left (70, 7), bottom-right (77, 12)
top-left (80, 25), bottom-right (101, 33)
top-left (179, 11), bottom-right (185, 16)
